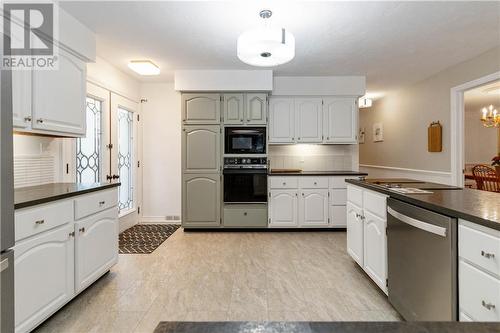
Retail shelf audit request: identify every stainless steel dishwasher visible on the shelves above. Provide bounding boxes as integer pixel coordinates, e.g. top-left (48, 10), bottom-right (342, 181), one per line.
top-left (387, 198), bottom-right (457, 321)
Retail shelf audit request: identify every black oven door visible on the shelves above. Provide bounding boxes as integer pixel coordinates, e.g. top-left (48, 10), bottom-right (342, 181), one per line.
top-left (223, 169), bottom-right (268, 203)
top-left (224, 127), bottom-right (266, 154)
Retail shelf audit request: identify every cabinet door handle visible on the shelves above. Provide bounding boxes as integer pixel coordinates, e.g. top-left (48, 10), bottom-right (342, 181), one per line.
top-left (327, 137), bottom-right (330, 140)
top-left (99, 201), bottom-right (106, 206)
top-left (24, 116), bottom-right (32, 122)
top-left (282, 182), bottom-right (286, 186)
top-left (69, 231), bottom-right (75, 238)
top-left (482, 300), bottom-right (496, 310)
top-left (243, 212), bottom-right (247, 216)
top-left (481, 251), bottom-right (495, 259)
top-left (314, 182), bottom-right (317, 185)
top-left (295, 193), bottom-right (298, 197)
top-left (240, 119), bottom-right (244, 122)
top-left (35, 219), bottom-right (45, 225)
top-left (301, 192), bottom-right (304, 197)
top-left (36, 118), bottom-right (44, 123)
top-left (79, 227), bottom-right (86, 233)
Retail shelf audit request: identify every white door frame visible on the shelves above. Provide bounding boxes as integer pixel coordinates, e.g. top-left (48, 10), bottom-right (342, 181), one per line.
top-left (450, 71), bottom-right (500, 187)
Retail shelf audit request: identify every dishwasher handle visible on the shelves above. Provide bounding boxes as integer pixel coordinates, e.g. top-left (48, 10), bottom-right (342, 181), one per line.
top-left (388, 207), bottom-right (447, 237)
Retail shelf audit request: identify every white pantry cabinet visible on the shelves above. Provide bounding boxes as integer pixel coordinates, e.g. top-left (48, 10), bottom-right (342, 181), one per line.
top-left (458, 219), bottom-right (500, 322)
top-left (268, 96), bottom-right (358, 145)
top-left (14, 188), bottom-right (119, 333)
top-left (346, 184), bottom-right (388, 294)
top-left (14, 224), bottom-right (74, 333)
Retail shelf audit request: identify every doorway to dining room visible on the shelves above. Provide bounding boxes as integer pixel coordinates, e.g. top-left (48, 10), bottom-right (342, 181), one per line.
top-left (462, 79), bottom-right (500, 190)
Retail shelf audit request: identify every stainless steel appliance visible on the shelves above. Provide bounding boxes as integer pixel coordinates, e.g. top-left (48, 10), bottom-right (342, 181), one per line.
top-left (1, 36), bottom-right (16, 333)
top-left (223, 157), bottom-right (267, 203)
top-left (387, 198), bottom-right (457, 321)
top-left (224, 127), bottom-right (266, 155)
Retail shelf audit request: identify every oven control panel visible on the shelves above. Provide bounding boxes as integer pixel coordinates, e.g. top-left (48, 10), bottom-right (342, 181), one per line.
top-left (224, 157), bottom-right (267, 168)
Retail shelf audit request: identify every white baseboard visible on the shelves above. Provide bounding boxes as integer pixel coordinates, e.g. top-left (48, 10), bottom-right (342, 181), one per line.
top-left (140, 216), bottom-right (181, 225)
top-left (359, 164), bottom-right (452, 185)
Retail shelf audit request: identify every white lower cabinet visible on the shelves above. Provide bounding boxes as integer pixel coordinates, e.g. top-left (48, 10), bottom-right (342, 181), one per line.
top-left (346, 202), bottom-right (364, 266)
top-left (268, 176), bottom-right (357, 228)
top-left (14, 189), bottom-right (119, 333)
top-left (75, 208), bottom-right (119, 293)
top-left (14, 224), bottom-right (75, 333)
top-left (269, 190), bottom-right (298, 227)
top-left (346, 185), bottom-right (388, 294)
top-left (459, 219), bottom-right (500, 322)
top-left (299, 190), bottom-right (329, 226)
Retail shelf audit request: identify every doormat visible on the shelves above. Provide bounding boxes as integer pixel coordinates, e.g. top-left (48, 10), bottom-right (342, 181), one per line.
top-left (119, 224), bottom-right (180, 254)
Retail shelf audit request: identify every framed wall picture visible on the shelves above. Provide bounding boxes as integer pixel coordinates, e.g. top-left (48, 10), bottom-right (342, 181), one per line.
top-left (359, 127), bottom-right (365, 144)
top-left (373, 122), bottom-right (384, 142)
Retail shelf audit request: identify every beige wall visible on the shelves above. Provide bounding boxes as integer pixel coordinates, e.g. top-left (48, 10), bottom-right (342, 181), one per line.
top-left (360, 46), bottom-right (500, 173)
top-left (464, 110), bottom-right (498, 165)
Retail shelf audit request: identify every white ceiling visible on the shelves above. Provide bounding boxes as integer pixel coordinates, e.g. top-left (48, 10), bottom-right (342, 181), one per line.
top-left (61, 1), bottom-right (500, 94)
top-left (465, 80), bottom-right (500, 112)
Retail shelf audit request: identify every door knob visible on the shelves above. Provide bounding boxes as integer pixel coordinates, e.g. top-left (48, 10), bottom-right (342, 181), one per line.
top-left (112, 175), bottom-right (120, 180)
top-left (106, 175), bottom-right (113, 181)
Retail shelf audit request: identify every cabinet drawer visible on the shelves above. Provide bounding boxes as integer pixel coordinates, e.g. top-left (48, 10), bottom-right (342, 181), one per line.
top-left (223, 205), bottom-right (267, 227)
top-left (363, 190), bottom-right (387, 219)
top-left (346, 185), bottom-right (363, 207)
top-left (269, 177), bottom-right (298, 189)
top-left (299, 177), bottom-right (328, 189)
top-left (330, 206), bottom-right (346, 228)
top-left (74, 189), bottom-right (118, 220)
top-left (330, 176), bottom-right (360, 189)
top-left (15, 200), bottom-right (73, 242)
top-left (330, 189), bottom-right (347, 205)
top-left (459, 260), bottom-right (500, 322)
top-left (459, 222), bottom-right (500, 277)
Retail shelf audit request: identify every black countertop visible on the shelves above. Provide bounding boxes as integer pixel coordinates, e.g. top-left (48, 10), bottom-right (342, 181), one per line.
top-left (154, 322), bottom-right (500, 333)
top-left (269, 171), bottom-right (368, 176)
top-left (15, 182), bottom-right (120, 209)
top-left (346, 179), bottom-right (500, 231)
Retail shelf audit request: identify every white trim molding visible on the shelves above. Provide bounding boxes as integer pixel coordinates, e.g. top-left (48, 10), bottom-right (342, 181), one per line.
top-left (140, 216), bottom-right (181, 225)
top-left (360, 164), bottom-right (452, 185)
top-left (450, 71), bottom-right (500, 187)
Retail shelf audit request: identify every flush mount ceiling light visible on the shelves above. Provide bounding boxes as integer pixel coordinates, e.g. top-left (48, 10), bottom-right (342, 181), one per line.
top-left (237, 9), bottom-right (295, 67)
top-left (128, 60), bottom-right (160, 76)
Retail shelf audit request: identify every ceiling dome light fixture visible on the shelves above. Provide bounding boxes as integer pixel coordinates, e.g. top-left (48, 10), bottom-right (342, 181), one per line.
top-left (237, 9), bottom-right (295, 67)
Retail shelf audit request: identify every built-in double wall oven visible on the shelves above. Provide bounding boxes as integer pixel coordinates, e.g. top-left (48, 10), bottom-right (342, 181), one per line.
top-left (223, 157), bottom-right (268, 203)
top-left (224, 127), bottom-right (266, 155)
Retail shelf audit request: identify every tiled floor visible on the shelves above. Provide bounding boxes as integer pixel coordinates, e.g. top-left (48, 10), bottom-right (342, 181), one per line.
top-left (35, 229), bottom-right (401, 333)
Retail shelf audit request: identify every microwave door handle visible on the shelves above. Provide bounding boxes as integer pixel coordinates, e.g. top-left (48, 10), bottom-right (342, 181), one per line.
top-left (387, 207), bottom-right (447, 237)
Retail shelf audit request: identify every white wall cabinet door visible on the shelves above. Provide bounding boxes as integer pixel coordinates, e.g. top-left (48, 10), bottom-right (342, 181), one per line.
top-left (75, 208), bottom-right (118, 293)
top-left (363, 210), bottom-right (388, 294)
top-left (245, 93), bottom-right (267, 125)
top-left (299, 189), bottom-right (329, 226)
top-left (223, 93), bottom-right (244, 124)
top-left (31, 49), bottom-right (86, 136)
top-left (12, 70), bottom-right (32, 129)
top-left (269, 190), bottom-right (298, 227)
top-left (346, 202), bottom-right (364, 266)
top-left (269, 98), bottom-right (295, 144)
top-left (323, 97), bottom-right (357, 144)
top-left (14, 224), bottom-right (74, 333)
top-left (295, 98), bottom-right (323, 143)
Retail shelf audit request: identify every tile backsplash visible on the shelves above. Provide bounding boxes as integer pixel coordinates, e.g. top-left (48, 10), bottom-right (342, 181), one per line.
top-left (268, 145), bottom-right (358, 171)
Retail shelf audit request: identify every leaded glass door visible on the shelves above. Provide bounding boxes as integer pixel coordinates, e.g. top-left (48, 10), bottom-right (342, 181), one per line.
top-left (110, 93), bottom-right (140, 219)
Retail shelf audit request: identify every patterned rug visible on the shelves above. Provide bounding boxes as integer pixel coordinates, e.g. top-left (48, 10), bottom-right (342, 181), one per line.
top-left (119, 224), bottom-right (180, 254)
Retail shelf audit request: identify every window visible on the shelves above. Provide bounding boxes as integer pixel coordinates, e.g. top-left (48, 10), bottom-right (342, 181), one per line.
top-left (117, 107), bottom-right (134, 211)
top-left (76, 97), bottom-right (102, 183)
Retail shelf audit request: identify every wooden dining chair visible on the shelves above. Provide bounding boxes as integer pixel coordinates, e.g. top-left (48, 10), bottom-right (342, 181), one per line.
top-left (472, 164), bottom-right (500, 192)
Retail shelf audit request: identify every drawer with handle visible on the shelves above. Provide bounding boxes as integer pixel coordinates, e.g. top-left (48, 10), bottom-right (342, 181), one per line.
top-left (74, 188), bottom-right (118, 220)
top-left (269, 177), bottom-right (298, 189)
top-left (15, 199), bottom-right (73, 241)
top-left (459, 221), bottom-right (500, 277)
top-left (459, 260), bottom-right (500, 321)
top-left (299, 177), bottom-right (328, 189)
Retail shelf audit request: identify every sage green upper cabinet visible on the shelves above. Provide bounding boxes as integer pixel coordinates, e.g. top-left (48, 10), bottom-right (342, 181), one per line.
top-left (182, 93), bottom-right (221, 124)
top-left (32, 49), bottom-right (86, 136)
top-left (223, 93), bottom-right (244, 124)
top-left (182, 125), bottom-right (221, 173)
top-left (182, 173), bottom-right (221, 227)
top-left (323, 97), bottom-right (358, 144)
top-left (269, 97), bottom-right (295, 144)
top-left (245, 93), bottom-right (267, 125)
top-left (295, 98), bottom-right (323, 143)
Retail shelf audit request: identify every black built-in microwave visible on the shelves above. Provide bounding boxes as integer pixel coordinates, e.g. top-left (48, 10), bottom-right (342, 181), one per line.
top-left (224, 127), bottom-right (266, 155)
